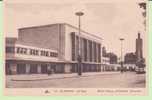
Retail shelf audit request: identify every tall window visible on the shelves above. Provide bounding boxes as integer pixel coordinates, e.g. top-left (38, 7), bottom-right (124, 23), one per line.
top-left (76, 36), bottom-right (79, 61)
top-left (93, 42), bottom-right (97, 62)
top-left (71, 32), bottom-right (76, 61)
top-left (83, 39), bottom-right (87, 61)
top-left (89, 41), bottom-right (92, 62)
top-left (98, 44), bottom-right (101, 62)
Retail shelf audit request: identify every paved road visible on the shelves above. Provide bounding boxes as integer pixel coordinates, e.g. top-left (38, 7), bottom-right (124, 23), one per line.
top-left (6, 72), bottom-right (145, 88)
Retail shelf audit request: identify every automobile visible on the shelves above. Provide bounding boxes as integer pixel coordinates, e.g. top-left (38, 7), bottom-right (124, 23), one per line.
top-left (135, 60), bottom-right (146, 74)
top-left (135, 67), bottom-right (145, 74)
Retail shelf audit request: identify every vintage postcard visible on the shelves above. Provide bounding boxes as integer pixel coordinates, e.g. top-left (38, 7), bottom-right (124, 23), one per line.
top-left (3, 0), bottom-right (148, 96)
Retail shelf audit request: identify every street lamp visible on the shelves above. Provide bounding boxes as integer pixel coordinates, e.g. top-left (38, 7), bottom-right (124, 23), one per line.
top-left (119, 38), bottom-right (124, 73)
top-left (75, 11), bottom-right (84, 76)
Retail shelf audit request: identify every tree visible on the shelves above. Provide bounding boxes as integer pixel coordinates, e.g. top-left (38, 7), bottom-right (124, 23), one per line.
top-left (138, 2), bottom-right (146, 29)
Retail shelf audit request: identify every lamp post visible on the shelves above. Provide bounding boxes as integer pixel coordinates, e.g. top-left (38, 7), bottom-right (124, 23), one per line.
top-left (120, 38), bottom-right (124, 73)
top-left (75, 11), bottom-right (84, 76)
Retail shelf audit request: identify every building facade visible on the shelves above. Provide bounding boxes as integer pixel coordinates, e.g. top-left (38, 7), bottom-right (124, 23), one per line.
top-left (101, 57), bottom-right (110, 71)
top-left (124, 52), bottom-right (137, 64)
top-left (5, 23), bottom-right (103, 75)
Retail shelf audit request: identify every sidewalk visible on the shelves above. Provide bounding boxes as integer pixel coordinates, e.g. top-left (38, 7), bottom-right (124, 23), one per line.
top-left (8, 71), bottom-right (121, 81)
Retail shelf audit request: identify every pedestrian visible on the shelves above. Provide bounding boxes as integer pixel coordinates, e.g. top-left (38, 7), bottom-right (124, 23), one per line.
top-left (121, 68), bottom-right (123, 73)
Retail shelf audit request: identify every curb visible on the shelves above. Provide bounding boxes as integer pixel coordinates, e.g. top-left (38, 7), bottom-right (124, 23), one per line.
top-left (11, 72), bottom-right (120, 81)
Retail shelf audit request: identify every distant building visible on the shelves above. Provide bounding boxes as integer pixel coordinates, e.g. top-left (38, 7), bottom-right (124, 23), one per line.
top-left (102, 46), bottom-right (107, 57)
top-left (123, 33), bottom-right (145, 71)
top-left (124, 52), bottom-right (136, 71)
top-left (102, 57), bottom-right (109, 71)
top-left (135, 33), bottom-right (146, 70)
top-left (102, 47), bottom-right (117, 64)
top-left (124, 52), bottom-right (136, 64)
top-left (102, 57), bottom-right (110, 65)
top-left (105, 53), bottom-right (117, 64)
top-left (5, 23), bottom-right (103, 75)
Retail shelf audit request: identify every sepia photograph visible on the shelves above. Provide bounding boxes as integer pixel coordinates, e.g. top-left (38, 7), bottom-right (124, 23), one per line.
top-left (4, 0), bottom-right (147, 95)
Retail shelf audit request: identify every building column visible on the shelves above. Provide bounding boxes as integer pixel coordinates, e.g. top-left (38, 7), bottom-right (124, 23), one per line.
top-left (87, 40), bottom-right (90, 62)
top-left (102, 65), bottom-right (105, 71)
top-left (37, 64), bottom-right (41, 74)
top-left (94, 43), bottom-right (97, 62)
top-left (98, 44), bottom-right (101, 63)
top-left (47, 64), bottom-right (51, 71)
top-left (10, 63), bottom-right (17, 75)
top-left (92, 41), bottom-right (94, 62)
top-left (85, 39), bottom-right (87, 62)
top-left (99, 65), bottom-right (101, 72)
top-left (25, 64), bottom-right (30, 74)
top-left (75, 64), bottom-right (77, 72)
top-left (64, 64), bottom-right (72, 73)
top-left (97, 65), bottom-right (100, 72)
top-left (81, 38), bottom-right (84, 61)
top-left (96, 43), bottom-right (98, 62)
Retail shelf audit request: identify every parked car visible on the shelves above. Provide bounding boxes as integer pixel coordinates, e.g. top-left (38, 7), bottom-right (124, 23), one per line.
top-left (135, 67), bottom-right (145, 74)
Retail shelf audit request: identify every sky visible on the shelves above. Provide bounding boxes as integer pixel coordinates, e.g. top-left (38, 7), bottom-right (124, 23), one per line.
top-left (4, 0), bottom-right (147, 58)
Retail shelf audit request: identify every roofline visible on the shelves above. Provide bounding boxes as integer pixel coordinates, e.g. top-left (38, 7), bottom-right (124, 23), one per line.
top-left (18, 23), bottom-right (60, 30)
top-left (64, 23), bottom-right (103, 40)
top-left (18, 23), bottom-right (103, 40)
top-left (6, 37), bottom-right (18, 39)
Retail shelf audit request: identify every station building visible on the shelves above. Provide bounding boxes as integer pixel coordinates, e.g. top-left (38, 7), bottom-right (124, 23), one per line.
top-left (5, 23), bottom-right (103, 75)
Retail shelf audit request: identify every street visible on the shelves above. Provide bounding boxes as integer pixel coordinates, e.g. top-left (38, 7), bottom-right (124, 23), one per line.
top-left (6, 72), bottom-right (145, 88)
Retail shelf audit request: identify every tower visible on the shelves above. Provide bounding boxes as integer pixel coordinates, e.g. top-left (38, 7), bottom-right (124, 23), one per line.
top-left (135, 33), bottom-right (143, 61)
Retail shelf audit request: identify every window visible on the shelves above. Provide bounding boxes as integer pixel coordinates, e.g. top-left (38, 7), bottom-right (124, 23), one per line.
top-left (16, 47), bottom-right (27, 54)
top-left (41, 51), bottom-right (44, 56)
top-left (20, 48), bottom-right (24, 54)
top-left (23, 48), bottom-right (27, 54)
top-left (50, 52), bottom-right (58, 57)
top-left (41, 50), bottom-right (48, 56)
top-left (49, 52), bottom-right (52, 57)
top-left (46, 51), bottom-right (49, 56)
top-left (6, 47), bottom-right (15, 53)
top-left (40, 50), bottom-right (58, 57)
top-left (30, 49), bottom-right (39, 55)
top-left (17, 47), bottom-right (20, 53)
top-left (53, 53), bottom-right (58, 57)
top-left (35, 50), bottom-right (39, 55)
